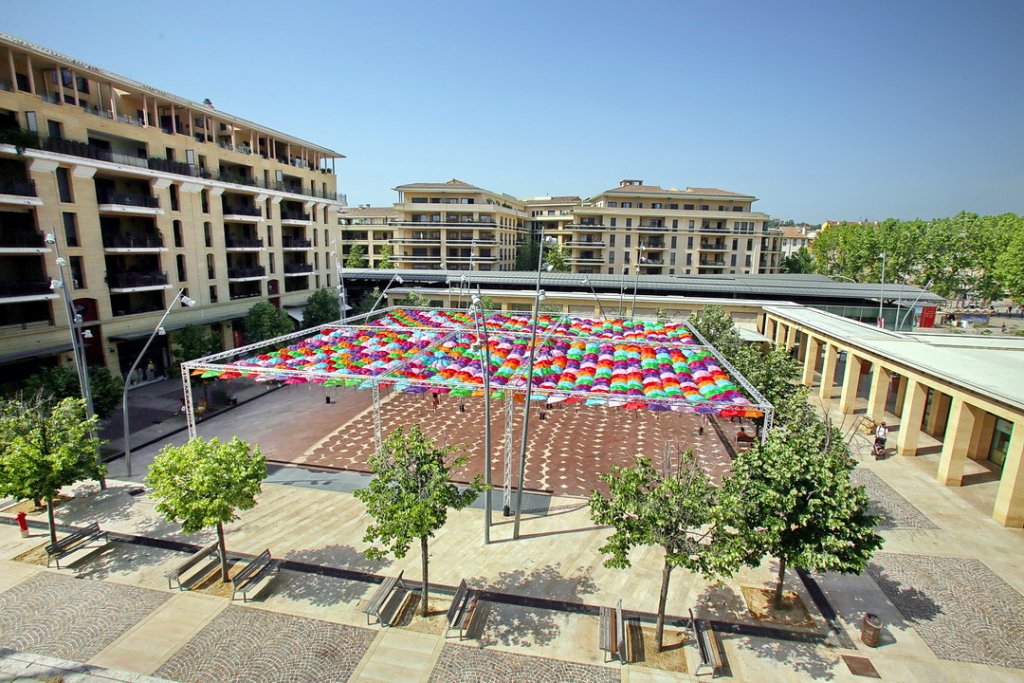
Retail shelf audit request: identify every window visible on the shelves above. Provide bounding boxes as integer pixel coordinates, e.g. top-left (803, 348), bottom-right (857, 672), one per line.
top-left (637, 203), bottom-right (643, 209)
top-left (204, 222), bottom-right (212, 248)
top-left (55, 168), bottom-right (73, 202)
top-left (165, 147), bottom-right (175, 161)
top-left (607, 201), bottom-right (617, 208)
top-left (687, 236), bottom-right (693, 248)
top-left (69, 256), bottom-right (85, 289)
top-left (684, 204), bottom-right (694, 210)
top-left (700, 204), bottom-right (709, 211)
top-left (47, 120), bottom-right (63, 138)
top-left (609, 235), bottom-right (616, 247)
top-left (669, 203), bottom-right (678, 210)
top-left (412, 198), bottom-right (428, 203)
top-left (200, 190), bottom-right (209, 213)
top-left (626, 218), bottom-right (632, 228)
top-left (624, 252), bottom-right (630, 264)
top-left (25, 111), bottom-right (37, 132)
top-left (609, 251), bottom-right (614, 264)
top-left (747, 239), bottom-right (753, 250)
top-left (176, 254), bottom-right (187, 281)
top-left (625, 235), bottom-right (631, 248)
top-left (75, 76), bottom-right (89, 94)
top-left (313, 229), bottom-right (318, 247)
top-left (173, 220), bottom-right (183, 248)
top-left (209, 285), bottom-right (218, 303)
top-left (621, 202), bottom-right (632, 209)
top-left (732, 206), bottom-right (742, 212)
top-left (266, 224), bottom-right (273, 247)
top-left (670, 236), bottom-right (677, 248)
top-left (688, 220), bottom-right (695, 229)
top-left (609, 218), bottom-right (616, 227)
top-left (745, 255), bottom-right (752, 267)
top-left (652, 203), bottom-right (662, 209)
top-left (206, 254), bottom-right (215, 278)
top-left (719, 205), bottom-right (725, 211)
top-left (169, 185), bottom-right (179, 211)
top-left (186, 150), bottom-right (196, 166)
top-left (731, 254), bottom-right (737, 266)
top-left (670, 253), bottom-right (676, 265)
top-left (62, 212), bottom-right (78, 246)
top-left (732, 239), bottom-right (738, 249)
top-left (269, 253), bottom-right (275, 274)
top-left (672, 219), bottom-right (678, 229)
top-left (686, 254), bottom-right (692, 266)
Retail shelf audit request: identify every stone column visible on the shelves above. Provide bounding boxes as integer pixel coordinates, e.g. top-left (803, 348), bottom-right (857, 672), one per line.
top-left (784, 324), bottom-right (795, 353)
top-left (968, 412), bottom-right (995, 460)
top-left (893, 374), bottom-right (907, 417)
top-left (897, 378), bottom-right (928, 456)
top-left (937, 397), bottom-right (978, 486)
top-left (867, 364), bottom-right (893, 422)
top-left (994, 421), bottom-right (1024, 527)
top-left (838, 352), bottom-right (863, 414)
top-left (802, 336), bottom-right (820, 386)
top-left (819, 343), bottom-right (838, 401)
top-left (774, 321), bottom-right (786, 348)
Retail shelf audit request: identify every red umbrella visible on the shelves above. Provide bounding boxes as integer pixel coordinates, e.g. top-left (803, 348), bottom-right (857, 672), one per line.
top-left (566, 396), bottom-right (586, 404)
top-left (625, 401), bottom-right (645, 410)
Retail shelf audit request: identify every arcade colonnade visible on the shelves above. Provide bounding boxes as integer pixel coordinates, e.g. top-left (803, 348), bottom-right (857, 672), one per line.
top-left (763, 305), bottom-right (1024, 528)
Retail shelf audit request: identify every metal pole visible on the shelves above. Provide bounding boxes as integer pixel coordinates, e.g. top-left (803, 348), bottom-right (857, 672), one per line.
top-left (582, 278), bottom-right (606, 318)
top-left (472, 293), bottom-right (492, 544)
top-left (513, 228), bottom-right (547, 539)
top-left (618, 266), bottom-right (627, 317)
top-left (630, 243), bottom-right (644, 320)
top-left (50, 236), bottom-right (93, 417)
top-left (123, 289), bottom-right (186, 477)
top-left (894, 279), bottom-right (904, 332)
top-left (369, 273), bottom-right (401, 314)
top-left (878, 251), bottom-right (886, 328)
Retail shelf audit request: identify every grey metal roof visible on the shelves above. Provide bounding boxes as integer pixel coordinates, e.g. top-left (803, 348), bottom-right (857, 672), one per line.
top-left (339, 270), bottom-right (943, 305)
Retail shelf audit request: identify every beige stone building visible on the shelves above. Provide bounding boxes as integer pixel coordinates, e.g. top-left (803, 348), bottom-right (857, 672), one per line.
top-left (0, 33), bottom-right (346, 383)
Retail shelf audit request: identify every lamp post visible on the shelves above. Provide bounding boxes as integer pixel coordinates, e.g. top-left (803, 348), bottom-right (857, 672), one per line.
top-left (330, 240), bottom-right (347, 321)
top-left (878, 252), bottom-right (887, 328)
top-left (581, 276), bottom-right (606, 318)
top-left (630, 242), bottom-right (646, 320)
top-left (44, 232), bottom-right (94, 419)
top-left (618, 266), bottom-right (628, 318)
top-left (122, 288), bottom-right (196, 477)
top-left (513, 231), bottom-right (555, 539)
top-left (368, 273), bottom-right (404, 314)
top-left (470, 293), bottom-right (492, 544)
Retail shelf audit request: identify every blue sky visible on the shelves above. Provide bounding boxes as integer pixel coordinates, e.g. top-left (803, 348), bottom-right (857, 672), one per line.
top-left (8, 1), bottom-right (1023, 223)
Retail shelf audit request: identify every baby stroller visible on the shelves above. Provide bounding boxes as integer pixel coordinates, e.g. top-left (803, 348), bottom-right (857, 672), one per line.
top-left (872, 437), bottom-right (886, 460)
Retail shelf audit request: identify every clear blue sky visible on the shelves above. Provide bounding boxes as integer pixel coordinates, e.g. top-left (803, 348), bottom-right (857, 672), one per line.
top-left (8, 1), bottom-right (1023, 223)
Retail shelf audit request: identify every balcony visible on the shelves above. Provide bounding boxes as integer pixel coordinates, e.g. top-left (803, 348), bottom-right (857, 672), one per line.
top-left (638, 223), bottom-right (667, 231)
top-left (699, 241), bottom-right (727, 251)
top-left (224, 237), bottom-right (264, 251)
top-left (280, 209), bottom-right (312, 225)
top-left (397, 254), bottom-right (443, 264)
top-left (283, 263), bottom-right (314, 276)
top-left (390, 237), bottom-right (442, 245)
top-left (223, 204), bottom-right (262, 222)
top-left (0, 178), bottom-right (41, 206)
top-left (444, 254), bottom-right (498, 263)
top-left (0, 279), bottom-right (57, 302)
top-left (103, 234), bottom-right (167, 253)
top-left (641, 240), bottom-right (666, 249)
top-left (566, 239), bottom-right (605, 247)
top-left (97, 191), bottom-right (162, 216)
top-left (108, 271), bottom-right (170, 292)
top-left (698, 259), bottom-right (726, 268)
top-left (227, 266), bottom-right (267, 281)
top-left (281, 237), bottom-right (312, 250)
top-left (567, 255), bottom-right (605, 264)
top-left (0, 231), bottom-right (50, 254)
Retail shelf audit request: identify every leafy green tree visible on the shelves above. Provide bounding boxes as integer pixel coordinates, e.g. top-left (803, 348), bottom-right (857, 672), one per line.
top-left (355, 287), bottom-right (383, 316)
top-left (171, 324), bottom-right (223, 377)
top-left (0, 397), bottom-right (104, 544)
top-left (243, 301), bottom-right (293, 344)
top-left (377, 244), bottom-right (394, 269)
top-left (24, 365), bottom-right (124, 420)
top-left (302, 288), bottom-right (341, 328)
top-left (996, 225), bottom-right (1024, 303)
top-left (398, 290), bottom-right (427, 307)
top-left (543, 242), bottom-right (571, 272)
top-left (689, 304), bottom-right (743, 359)
top-left (477, 295), bottom-right (498, 311)
top-left (590, 453), bottom-right (733, 650)
top-left (146, 437), bottom-right (266, 581)
top-left (515, 239), bottom-right (539, 271)
top-left (732, 345), bottom-right (807, 426)
top-left (780, 247), bottom-right (814, 274)
top-left (346, 244), bottom-right (368, 269)
top-left (717, 420), bottom-right (883, 609)
top-left (354, 425), bottom-right (483, 616)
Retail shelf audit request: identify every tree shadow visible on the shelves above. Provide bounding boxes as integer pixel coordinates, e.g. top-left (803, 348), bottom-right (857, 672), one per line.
top-left (864, 562), bottom-right (943, 625)
top-left (69, 541), bottom-right (176, 580)
top-left (53, 483), bottom-right (138, 526)
top-left (275, 544), bottom-right (392, 608)
top-left (737, 634), bottom-right (843, 681)
top-left (465, 564), bottom-right (598, 648)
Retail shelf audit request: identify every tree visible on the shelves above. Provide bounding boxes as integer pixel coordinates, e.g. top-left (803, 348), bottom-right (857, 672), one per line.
top-left (689, 304), bottom-right (743, 359)
top-left (377, 244), bottom-right (393, 269)
top-left (355, 287), bottom-right (383, 315)
top-left (171, 324), bottom-right (223, 377)
top-left (544, 243), bottom-right (571, 272)
top-left (346, 244), bottom-right (368, 269)
top-left (0, 397), bottom-right (104, 544)
top-left (146, 437), bottom-right (266, 581)
top-left (398, 290), bottom-right (427, 307)
top-left (780, 247), bottom-right (814, 274)
top-left (996, 225), bottom-right (1024, 303)
top-left (243, 301), bottom-right (293, 344)
top-left (354, 425), bottom-right (483, 616)
top-left (590, 453), bottom-right (733, 650)
top-left (24, 365), bottom-right (124, 420)
top-left (302, 288), bottom-right (341, 328)
top-left (717, 420), bottom-right (883, 609)
top-left (515, 239), bottom-right (539, 271)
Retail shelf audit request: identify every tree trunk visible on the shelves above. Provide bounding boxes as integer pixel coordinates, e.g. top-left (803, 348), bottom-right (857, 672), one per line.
top-left (46, 497), bottom-right (57, 546)
top-left (773, 557), bottom-right (787, 610)
top-left (656, 560), bottom-right (674, 652)
top-left (420, 535), bottom-right (429, 617)
top-left (216, 522), bottom-right (230, 582)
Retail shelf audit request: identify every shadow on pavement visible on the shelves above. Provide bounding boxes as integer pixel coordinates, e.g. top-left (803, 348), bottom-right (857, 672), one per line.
top-left (278, 544), bottom-right (392, 607)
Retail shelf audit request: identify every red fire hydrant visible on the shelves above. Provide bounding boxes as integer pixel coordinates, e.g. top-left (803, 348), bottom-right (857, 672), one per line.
top-left (16, 511), bottom-right (29, 538)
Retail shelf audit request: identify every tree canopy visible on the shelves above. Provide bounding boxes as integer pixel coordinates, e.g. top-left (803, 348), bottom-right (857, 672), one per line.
top-left (355, 287), bottom-right (383, 316)
top-left (302, 288), bottom-right (341, 328)
top-left (171, 324), bottom-right (223, 378)
top-left (780, 247), bottom-right (814, 274)
top-left (243, 301), bottom-right (294, 344)
top-left (543, 242), bottom-right (571, 272)
top-left (23, 365), bottom-right (124, 419)
top-left (377, 244), bottom-right (393, 269)
top-left (346, 244), bottom-right (368, 269)
top-left (146, 436), bottom-right (266, 581)
top-left (354, 424), bottom-right (483, 616)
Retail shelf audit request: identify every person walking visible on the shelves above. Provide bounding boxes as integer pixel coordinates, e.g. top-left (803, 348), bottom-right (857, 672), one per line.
top-left (874, 421), bottom-right (889, 457)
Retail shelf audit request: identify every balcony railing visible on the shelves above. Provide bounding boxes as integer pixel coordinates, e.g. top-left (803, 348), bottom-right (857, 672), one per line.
top-left (642, 241), bottom-right (666, 249)
top-left (97, 191), bottom-right (160, 208)
top-left (0, 231), bottom-right (45, 248)
top-left (282, 237), bottom-right (312, 248)
top-left (224, 237), bottom-right (263, 249)
top-left (0, 178), bottom-right (37, 197)
top-left (227, 266), bottom-right (267, 279)
top-left (280, 209), bottom-right (311, 222)
top-left (223, 204), bottom-right (261, 217)
top-left (698, 259), bottom-right (726, 267)
top-left (103, 234), bottom-right (165, 249)
top-left (108, 271), bottom-right (169, 288)
top-left (0, 279), bottom-right (52, 297)
top-left (699, 241), bottom-right (727, 250)
top-left (284, 263), bottom-right (314, 274)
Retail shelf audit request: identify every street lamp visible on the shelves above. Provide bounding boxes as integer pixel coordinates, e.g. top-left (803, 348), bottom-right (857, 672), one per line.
top-left (581, 277), bottom-right (606, 318)
top-left (878, 252), bottom-right (887, 328)
top-left (330, 240), bottom-right (348, 322)
top-left (368, 274), bottom-right (404, 314)
top-left (470, 293), bottom-right (492, 544)
top-left (618, 265), bottom-right (628, 318)
top-left (122, 288), bottom-right (196, 477)
top-left (44, 233), bottom-right (93, 419)
top-left (513, 232), bottom-right (555, 539)
top-left (630, 242), bottom-right (646, 320)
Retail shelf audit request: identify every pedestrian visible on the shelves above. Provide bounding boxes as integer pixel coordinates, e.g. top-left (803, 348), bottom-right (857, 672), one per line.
top-left (1002, 323), bottom-right (1007, 334)
top-left (430, 393), bottom-right (439, 411)
top-left (874, 421), bottom-right (889, 450)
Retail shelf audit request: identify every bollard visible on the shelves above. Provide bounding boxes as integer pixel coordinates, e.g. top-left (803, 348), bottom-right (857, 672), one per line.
top-left (861, 612), bottom-right (882, 647)
top-left (16, 511), bottom-right (29, 538)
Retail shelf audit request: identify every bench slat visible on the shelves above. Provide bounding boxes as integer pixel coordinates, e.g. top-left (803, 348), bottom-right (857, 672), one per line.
top-left (363, 571), bottom-right (404, 625)
top-left (165, 541), bottom-right (221, 590)
top-left (46, 524), bottom-right (106, 569)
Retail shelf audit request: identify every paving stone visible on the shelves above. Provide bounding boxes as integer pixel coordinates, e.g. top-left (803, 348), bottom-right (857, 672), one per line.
top-left (0, 572), bottom-right (169, 662)
top-left (852, 469), bottom-right (938, 530)
top-left (868, 553), bottom-right (1024, 668)
top-left (428, 642), bottom-right (617, 683)
top-left (155, 606), bottom-right (374, 683)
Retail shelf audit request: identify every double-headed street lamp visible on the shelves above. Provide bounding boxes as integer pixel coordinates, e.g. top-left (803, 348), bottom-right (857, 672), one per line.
top-left (122, 288), bottom-right (196, 477)
top-left (877, 251), bottom-right (887, 328)
top-left (44, 232), bottom-right (93, 418)
top-left (581, 276), bottom-right (605, 318)
top-left (469, 293), bottom-right (493, 544)
top-left (630, 242), bottom-right (647, 320)
top-left (368, 274), bottom-right (404, 314)
top-left (330, 240), bottom-right (348, 322)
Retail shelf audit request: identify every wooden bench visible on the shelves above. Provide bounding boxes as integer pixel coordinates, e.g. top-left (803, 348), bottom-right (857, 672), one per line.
top-left (231, 549), bottom-right (277, 602)
top-left (164, 541), bottom-right (221, 590)
top-left (363, 571), bottom-right (405, 626)
top-left (735, 430), bottom-right (756, 450)
top-left (445, 579), bottom-right (479, 640)
top-left (690, 608), bottom-right (726, 677)
top-left (45, 522), bottom-right (108, 569)
top-left (599, 599), bottom-right (633, 664)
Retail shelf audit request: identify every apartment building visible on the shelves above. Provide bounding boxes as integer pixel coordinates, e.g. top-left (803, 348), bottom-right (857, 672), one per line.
top-left (337, 205), bottom-right (399, 269)
top-left (780, 224), bottom-right (818, 258)
top-left (0, 33), bottom-right (346, 383)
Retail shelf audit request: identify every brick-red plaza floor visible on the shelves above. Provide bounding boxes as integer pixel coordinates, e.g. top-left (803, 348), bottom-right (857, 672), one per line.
top-left (276, 387), bottom-right (743, 498)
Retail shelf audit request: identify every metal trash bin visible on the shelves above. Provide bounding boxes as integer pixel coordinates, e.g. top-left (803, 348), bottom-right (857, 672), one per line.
top-left (861, 612), bottom-right (882, 647)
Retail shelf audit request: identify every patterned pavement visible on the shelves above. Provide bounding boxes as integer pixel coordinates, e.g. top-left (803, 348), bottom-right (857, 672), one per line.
top-left (428, 642), bottom-right (618, 683)
top-left (851, 469), bottom-right (938, 530)
top-left (292, 390), bottom-right (738, 496)
top-left (155, 606), bottom-right (375, 683)
top-left (868, 553), bottom-right (1024, 669)
top-left (0, 572), bottom-right (170, 661)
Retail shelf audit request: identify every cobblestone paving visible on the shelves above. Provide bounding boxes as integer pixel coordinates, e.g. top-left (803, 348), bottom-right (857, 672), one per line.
top-left (428, 642), bottom-right (618, 683)
top-left (851, 469), bottom-right (938, 530)
top-left (0, 571), bottom-right (169, 661)
top-left (868, 553), bottom-right (1024, 668)
top-left (155, 606), bottom-right (374, 682)
top-left (296, 390), bottom-right (736, 496)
